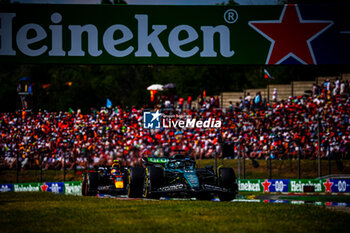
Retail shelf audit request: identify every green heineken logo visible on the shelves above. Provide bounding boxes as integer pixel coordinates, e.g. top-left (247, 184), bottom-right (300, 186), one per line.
top-left (64, 182), bottom-right (82, 196)
top-left (0, 4), bottom-right (349, 64)
top-left (0, 11), bottom-right (234, 59)
top-left (14, 183), bottom-right (41, 192)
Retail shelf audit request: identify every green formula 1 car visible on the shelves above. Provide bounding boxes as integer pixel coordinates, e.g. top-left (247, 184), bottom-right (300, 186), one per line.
top-left (128, 155), bottom-right (238, 201)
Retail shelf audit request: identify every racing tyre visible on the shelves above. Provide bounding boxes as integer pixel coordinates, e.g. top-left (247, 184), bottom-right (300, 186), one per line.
top-left (218, 167), bottom-right (237, 201)
top-left (86, 172), bottom-right (98, 196)
top-left (145, 166), bottom-right (164, 198)
top-left (128, 167), bottom-right (145, 198)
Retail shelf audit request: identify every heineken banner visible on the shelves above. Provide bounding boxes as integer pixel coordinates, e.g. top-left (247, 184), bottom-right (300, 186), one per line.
top-left (238, 179), bottom-right (290, 192)
top-left (40, 182), bottom-right (64, 194)
top-left (14, 183), bottom-right (41, 192)
top-left (0, 184), bottom-right (14, 192)
top-left (330, 179), bottom-right (350, 193)
top-left (64, 181), bottom-right (82, 196)
top-left (0, 181), bottom-right (82, 195)
top-left (1, 180), bottom-right (349, 194)
top-left (238, 179), bottom-right (350, 193)
top-left (289, 179), bottom-right (324, 192)
top-left (0, 4), bottom-right (349, 64)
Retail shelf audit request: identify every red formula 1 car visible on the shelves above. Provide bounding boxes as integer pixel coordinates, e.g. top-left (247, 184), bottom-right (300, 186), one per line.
top-left (82, 160), bottom-right (128, 196)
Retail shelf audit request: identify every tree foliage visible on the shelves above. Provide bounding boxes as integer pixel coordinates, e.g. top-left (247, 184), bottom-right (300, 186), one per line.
top-left (1, 64), bottom-right (349, 113)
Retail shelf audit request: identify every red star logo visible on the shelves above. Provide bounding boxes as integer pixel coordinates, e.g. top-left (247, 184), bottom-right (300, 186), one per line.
top-left (262, 179), bottom-right (271, 192)
top-left (323, 179), bottom-right (333, 193)
top-left (325, 202), bottom-right (332, 206)
top-left (249, 5), bottom-right (333, 64)
top-left (41, 182), bottom-right (48, 192)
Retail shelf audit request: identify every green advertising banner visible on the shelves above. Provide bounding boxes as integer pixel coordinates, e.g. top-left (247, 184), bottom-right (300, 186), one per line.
top-left (238, 179), bottom-right (263, 192)
top-left (14, 183), bottom-right (41, 192)
top-left (289, 179), bottom-right (324, 193)
top-left (64, 181), bottom-right (82, 196)
top-left (1, 4), bottom-right (349, 64)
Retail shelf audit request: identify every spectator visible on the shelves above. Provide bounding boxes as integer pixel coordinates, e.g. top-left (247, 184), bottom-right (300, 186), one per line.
top-left (178, 97), bottom-right (184, 111)
top-left (334, 78), bottom-right (340, 96)
top-left (0, 81), bottom-right (350, 171)
top-left (245, 92), bottom-right (252, 109)
top-left (272, 88), bottom-right (277, 102)
top-left (239, 97), bottom-right (244, 111)
top-left (187, 96), bottom-right (192, 110)
top-left (228, 101), bottom-right (234, 113)
top-left (254, 92), bottom-right (262, 109)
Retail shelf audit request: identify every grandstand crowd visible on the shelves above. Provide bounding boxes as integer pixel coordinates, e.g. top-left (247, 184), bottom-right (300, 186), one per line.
top-left (1, 79), bottom-right (350, 170)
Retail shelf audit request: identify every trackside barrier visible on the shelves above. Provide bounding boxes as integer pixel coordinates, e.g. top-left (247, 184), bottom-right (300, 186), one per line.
top-left (1, 179), bottom-right (350, 194)
top-left (238, 179), bottom-right (350, 193)
top-left (0, 181), bottom-right (82, 195)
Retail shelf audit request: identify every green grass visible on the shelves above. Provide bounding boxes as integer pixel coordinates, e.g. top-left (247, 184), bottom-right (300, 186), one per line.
top-left (238, 192), bottom-right (350, 203)
top-left (282, 195), bottom-right (350, 203)
top-left (0, 192), bottom-right (350, 233)
top-left (1, 159), bottom-right (350, 184)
